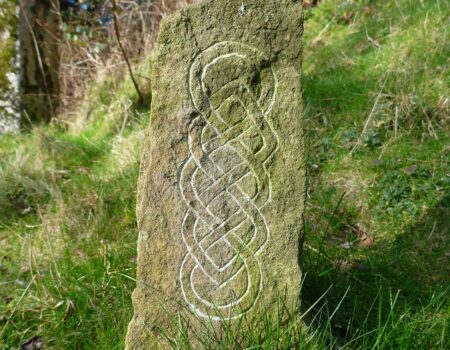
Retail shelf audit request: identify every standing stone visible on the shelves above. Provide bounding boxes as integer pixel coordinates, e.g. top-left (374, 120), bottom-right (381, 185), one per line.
top-left (126, 0), bottom-right (305, 348)
top-left (18, 0), bottom-right (61, 124)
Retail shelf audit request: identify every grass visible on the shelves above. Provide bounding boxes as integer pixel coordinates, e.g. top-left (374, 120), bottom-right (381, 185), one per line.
top-left (302, 0), bottom-right (449, 348)
top-left (0, 0), bottom-right (449, 348)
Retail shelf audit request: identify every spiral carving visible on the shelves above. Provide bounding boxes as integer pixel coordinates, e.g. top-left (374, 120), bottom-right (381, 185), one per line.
top-left (179, 41), bottom-right (279, 320)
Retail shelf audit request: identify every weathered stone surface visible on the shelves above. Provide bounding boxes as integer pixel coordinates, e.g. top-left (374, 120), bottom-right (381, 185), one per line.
top-left (126, 0), bottom-right (305, 347)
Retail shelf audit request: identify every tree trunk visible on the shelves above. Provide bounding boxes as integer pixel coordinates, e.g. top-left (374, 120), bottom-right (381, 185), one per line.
top-left (18, 0), bottom-right (61, 125)
top-left (0, 0), bottom-right (20, 134)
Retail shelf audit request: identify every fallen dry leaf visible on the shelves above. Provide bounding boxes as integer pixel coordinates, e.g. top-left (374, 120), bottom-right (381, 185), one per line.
top-left (358, 230), bottom-right (374, 248)
top-left (333, 259), bottom-right (353, 271)
top-left (402, 164), bottom-right (418, 175)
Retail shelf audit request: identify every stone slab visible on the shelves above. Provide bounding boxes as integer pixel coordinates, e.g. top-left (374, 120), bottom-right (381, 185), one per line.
top-left (126, 0), bottom-right (305, 347)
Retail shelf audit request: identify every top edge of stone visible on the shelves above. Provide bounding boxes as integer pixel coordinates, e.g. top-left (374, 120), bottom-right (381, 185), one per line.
top-left (155, 0), bottom-right (304, 49)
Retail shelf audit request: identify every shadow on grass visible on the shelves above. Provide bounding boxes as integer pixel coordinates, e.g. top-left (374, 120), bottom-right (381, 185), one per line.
top-left (0, 133), bottom-right (111, 226)
top-left (0, 162), bottom-right (140, 349)
top-left (301, 194), bottom-right (449, 347)
top-left (300, 1), bottom-right (449, 345)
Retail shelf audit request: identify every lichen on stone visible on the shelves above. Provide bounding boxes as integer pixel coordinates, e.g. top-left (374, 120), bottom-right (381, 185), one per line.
top-left (126, 0), bottom-right (305, 347)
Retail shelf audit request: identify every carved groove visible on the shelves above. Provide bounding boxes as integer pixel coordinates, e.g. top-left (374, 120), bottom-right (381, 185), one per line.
top-left (179, 41), bottom-right (279, 321)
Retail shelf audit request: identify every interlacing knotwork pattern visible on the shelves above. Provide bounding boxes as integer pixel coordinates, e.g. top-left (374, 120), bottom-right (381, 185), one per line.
top-left (179, 42), bottom-right (279, 320)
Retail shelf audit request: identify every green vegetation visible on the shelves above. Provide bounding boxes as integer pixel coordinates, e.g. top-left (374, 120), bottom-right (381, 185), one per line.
top-left (0, 0), bottom-right (16, 91)
top-left (302, 1), bottom-right (449, 348)
top-left (1, 0), bottom-right (448, 348)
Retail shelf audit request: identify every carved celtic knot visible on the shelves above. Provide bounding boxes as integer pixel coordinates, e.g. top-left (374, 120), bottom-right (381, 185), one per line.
top-left (179, 41), bottom-right (278, 320)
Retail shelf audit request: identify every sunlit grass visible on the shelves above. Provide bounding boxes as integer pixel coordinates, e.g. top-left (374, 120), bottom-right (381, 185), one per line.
top-left (1, 0), bottom-right (449, 348)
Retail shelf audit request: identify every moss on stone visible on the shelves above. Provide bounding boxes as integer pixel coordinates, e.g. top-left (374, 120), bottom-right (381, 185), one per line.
top-left (126, 0), bottom-right (304, 348)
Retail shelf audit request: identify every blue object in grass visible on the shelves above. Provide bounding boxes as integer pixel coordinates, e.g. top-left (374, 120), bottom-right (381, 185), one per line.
top-left (99, 14), bottom-right (113, 25)
top-left (80, 3), bottom-right (90, 11)
top-left (64, 0), bottom-right (78, 7)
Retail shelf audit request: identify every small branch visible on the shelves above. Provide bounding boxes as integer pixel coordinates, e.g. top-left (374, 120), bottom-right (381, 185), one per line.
top-left (350, 76), bottom-right (388, 155)
top-left (111, 0), bottom-right (144, 105)
top-left (0, 275), bottom-right (36, 338)
top-left (313, 15), bottom-right (335, 44)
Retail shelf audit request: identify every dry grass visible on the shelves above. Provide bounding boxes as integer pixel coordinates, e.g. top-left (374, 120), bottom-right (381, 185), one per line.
top-left (1, 0), bottom-right (448, 348)
top-left (59, 0), bottom-right (197, 114)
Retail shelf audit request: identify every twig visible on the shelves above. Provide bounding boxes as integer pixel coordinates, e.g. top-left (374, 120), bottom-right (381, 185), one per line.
top-left (365, 25), bottom-right (382, 49)
top-left (350, 76), bottom-right (388, 155)
top-left (0, 275), bottom-right (36, 338)
top-left (313, 15), bottom-right (336, 44)
top-left (394, 105), bottom-right (399, 137)
top-left (427, 220), bottom-right (437, 240)
top-left (419, 100), bottom-right (439, 139)
top-left (111, 0), bottom-right (144, 105)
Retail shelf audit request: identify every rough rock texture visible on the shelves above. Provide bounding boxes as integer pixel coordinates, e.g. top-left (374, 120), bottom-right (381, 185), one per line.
top-left (126, 0), bottom-right (304, 347)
